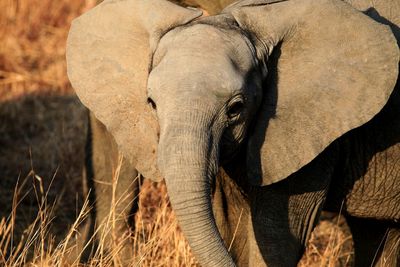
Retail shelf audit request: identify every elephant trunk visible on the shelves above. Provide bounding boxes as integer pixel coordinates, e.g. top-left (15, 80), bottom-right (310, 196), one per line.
top-left (157, 109), bottom-right (235, 267)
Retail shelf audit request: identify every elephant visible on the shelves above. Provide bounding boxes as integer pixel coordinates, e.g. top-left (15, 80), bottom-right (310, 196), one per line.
top-left (66, 0), bottom-right (400, 266)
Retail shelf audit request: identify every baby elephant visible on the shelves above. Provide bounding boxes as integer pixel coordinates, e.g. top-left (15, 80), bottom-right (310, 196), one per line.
top-left (67, 0), bottom-right (400, 266)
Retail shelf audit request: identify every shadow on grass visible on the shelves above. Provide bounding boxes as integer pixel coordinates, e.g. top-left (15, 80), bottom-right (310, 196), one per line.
top-left (0, 93), bottom-right (88, 256)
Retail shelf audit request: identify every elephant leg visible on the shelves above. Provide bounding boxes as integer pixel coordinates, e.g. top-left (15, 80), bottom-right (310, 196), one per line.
top-left (89, 113), bottom-right (140, 264)
top-left (248, 144), bottom-right (338, 267)
top-left (347, 215), bottom-right (400, 267)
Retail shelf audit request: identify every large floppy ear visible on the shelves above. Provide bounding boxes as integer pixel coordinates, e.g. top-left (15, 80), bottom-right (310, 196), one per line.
top-left (67, 0), bottom-right (202, 181)
top-left (225, 0), bottom-right (399, 186)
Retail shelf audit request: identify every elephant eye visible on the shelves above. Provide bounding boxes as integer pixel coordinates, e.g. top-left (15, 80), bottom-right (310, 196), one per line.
top-left (227, 100), bottom-right (244, 120)
top-left (147, 97), bottom-right (157, 110)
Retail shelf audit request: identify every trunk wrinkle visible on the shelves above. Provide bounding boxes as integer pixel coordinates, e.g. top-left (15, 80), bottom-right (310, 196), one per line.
top-left (159, 112), bottom-right (235, 266)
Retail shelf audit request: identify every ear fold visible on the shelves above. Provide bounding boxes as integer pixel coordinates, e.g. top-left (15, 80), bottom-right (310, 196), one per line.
top-left (66, 0), bottom-right (202, 180)
top-left (225, 0), bottom-right (399, 185)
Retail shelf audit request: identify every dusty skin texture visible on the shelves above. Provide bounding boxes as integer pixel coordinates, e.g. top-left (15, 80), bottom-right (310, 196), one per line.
top-left (66, 0), bottom-right (399, 266)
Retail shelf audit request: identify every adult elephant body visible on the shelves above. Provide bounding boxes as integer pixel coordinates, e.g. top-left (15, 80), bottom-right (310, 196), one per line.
top-left (67, 0), bottom-right (400, 266)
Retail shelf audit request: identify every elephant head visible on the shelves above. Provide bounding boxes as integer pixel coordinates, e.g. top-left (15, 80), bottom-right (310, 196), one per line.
top-left (67, 0), bottom-right (399, 266)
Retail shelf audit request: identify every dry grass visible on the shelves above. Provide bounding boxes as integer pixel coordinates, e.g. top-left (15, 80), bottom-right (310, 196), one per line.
top-left (0, 166), bottom-right (200, 266)
top-left (300, 213), bottom-right (353, 267)
top-left (0, 0), bottom-right (97, 101)
top-left (0, 0), bottom-right (355, 266)
top-left (0, 163), bottom-right (352, 267)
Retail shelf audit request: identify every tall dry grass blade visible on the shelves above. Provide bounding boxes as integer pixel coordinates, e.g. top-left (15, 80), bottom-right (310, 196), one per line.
top-left (54, 191), bottom-right (92, 266)
top-left (228, 208), bottom-right (243, 252)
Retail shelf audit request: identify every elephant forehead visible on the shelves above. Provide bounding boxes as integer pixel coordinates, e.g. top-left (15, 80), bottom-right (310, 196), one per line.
top-left (155, 23), bottom-right (255, 72)
top-left (149, 25), bottom-right (255, 98)
top-left (148, 53), bottom-right (245, 100)
top-left (162, 24), bottom-right (229, 49)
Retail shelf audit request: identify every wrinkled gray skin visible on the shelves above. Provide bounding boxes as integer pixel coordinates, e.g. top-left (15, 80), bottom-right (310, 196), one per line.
top-left (83, 2), bottom-right (237, 264)
top-left (82, 1), bottom-right (400, 267)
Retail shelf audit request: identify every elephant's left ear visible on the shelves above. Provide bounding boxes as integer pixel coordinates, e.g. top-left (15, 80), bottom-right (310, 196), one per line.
top-left (225, 0), bottom-right (399, 186)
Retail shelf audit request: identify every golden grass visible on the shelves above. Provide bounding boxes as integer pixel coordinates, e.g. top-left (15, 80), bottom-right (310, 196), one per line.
top-left (0, 0), bottom-right (97, 101)
top-left (0, 163), bottom-right (354, 267)
top-left (0, 1), bottom-right (356, 266)
top-left (0, 167), bottom-right (200, 267)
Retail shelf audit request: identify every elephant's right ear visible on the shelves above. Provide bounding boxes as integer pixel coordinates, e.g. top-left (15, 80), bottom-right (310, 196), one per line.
top-left (66, 0), bottom-right (202, 180)
top-left (225, 0), bottom-right (399, 186)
